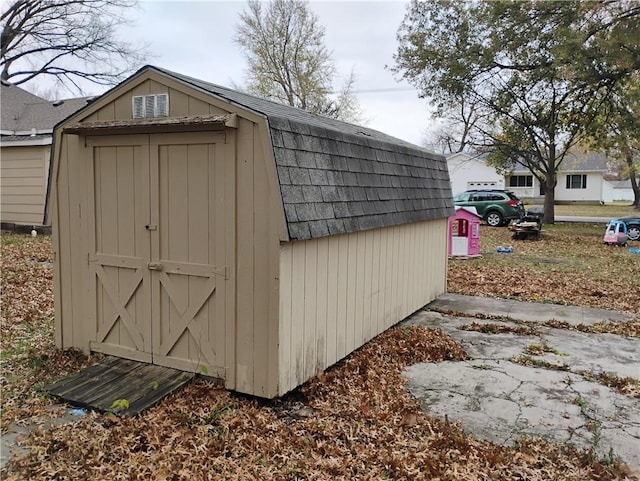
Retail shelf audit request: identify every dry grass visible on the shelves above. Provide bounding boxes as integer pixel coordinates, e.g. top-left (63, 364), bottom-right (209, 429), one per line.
top-left (528, 203), bottom-right (637, 217)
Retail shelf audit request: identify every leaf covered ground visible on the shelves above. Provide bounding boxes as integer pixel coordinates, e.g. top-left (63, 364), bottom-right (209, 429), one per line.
top-left (2, 229), bottom-right (639, 480)
top-left (448, 223), bottom-right (640, 313)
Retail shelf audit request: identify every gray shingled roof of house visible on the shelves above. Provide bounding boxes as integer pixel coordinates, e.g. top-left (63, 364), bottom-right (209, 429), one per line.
top-left (150, 66), bottom-right (454, 240)
top-left (512, 151), bottom-right (608, 173)
top-left (1, 83), bottom-right (91, 134)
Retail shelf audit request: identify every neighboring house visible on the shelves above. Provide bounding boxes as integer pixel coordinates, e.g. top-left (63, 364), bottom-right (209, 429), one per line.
top-left (46, 65), bottom-right (454, 399)
top-left (446, 152), bottom-right (504, 195)
top-left (508, 151), bottom-right (610, 202)
top-left (0, 83), bottom-right (89, 226)
top-left (448, 150), bottom-right (633, 203)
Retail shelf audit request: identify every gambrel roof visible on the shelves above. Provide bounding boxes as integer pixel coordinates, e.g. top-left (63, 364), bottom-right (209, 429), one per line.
top-left (51, 66), bottom-right (454, 241)
top-left (148, 67), bottom-right (454, 240)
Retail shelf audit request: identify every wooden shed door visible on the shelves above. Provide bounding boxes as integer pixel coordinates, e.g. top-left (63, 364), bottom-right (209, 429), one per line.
top-left (88, 137), bottom-right (153, 362)
top-left (88, 132), bottom-right (233, 379)
top-left (149, 133), bottom-right (232, 378)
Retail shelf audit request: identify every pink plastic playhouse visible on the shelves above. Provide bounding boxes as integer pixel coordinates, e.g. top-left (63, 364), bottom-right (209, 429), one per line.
top-left (448, 207), bottom-right (481, 257)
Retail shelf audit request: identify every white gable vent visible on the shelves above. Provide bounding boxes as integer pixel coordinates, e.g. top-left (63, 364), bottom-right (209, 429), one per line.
top-left (132, 93), bottom-right (169, 118)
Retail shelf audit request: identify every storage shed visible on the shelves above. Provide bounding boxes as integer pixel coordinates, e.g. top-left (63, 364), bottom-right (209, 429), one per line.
top-left (46, 65), bottom-right (454, 398)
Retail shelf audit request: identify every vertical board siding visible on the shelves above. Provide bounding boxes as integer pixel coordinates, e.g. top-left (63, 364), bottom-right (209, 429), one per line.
top-left (54, 82), bottom-right (259, 393)
top-left (235, 120), bottom-right (282, 398)
top-left (253, 127), bottom-right (273, 395)
top-left (235, 119), bottom-right (255, 393)
top-left (56, 136), bottom-right (73, 348)
top-left (278, 218), bottom-right (447, 394)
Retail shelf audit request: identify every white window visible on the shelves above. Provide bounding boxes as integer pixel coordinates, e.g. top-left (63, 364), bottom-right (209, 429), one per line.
top-left (132, 94), bottom-right (169, 118)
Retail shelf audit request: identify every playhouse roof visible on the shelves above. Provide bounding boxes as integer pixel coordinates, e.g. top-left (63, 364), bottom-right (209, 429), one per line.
top-left (453, 206), bottom-right (481, 218)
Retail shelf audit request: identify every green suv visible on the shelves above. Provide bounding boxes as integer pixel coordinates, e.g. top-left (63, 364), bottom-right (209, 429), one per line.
top-left (454, 189), bottom-right (525, 227)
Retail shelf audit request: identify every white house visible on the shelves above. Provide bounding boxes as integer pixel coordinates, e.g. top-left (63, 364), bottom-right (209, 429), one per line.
top-left (508, 152), bottom-right (612, 203)
top-left (448, 151), bottom-right (635, 203)
top-left (446, 152), bottom-right (504, 195)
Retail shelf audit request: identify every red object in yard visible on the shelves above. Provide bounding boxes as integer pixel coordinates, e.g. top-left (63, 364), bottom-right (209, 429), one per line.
top-left (449, 207), bottom-right (482, 257)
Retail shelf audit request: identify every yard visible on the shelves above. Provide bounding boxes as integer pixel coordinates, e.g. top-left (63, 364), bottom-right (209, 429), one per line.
top-left (1, 225), bottom-right (639, 480)
top-left (448, 223), bottom-right (640, 313)
top-left (533, 202), bottom-right (638, 218)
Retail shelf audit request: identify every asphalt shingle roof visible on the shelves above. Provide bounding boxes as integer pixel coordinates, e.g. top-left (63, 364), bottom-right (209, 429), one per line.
top-left (1, 83), bottom-right (90, 133)
top-left (512, 151), bottom-right (608, 173)
top-left (148, 66), bottom-right (454, 240)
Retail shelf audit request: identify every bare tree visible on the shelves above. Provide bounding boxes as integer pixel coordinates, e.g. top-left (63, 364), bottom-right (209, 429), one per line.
top-left (234, 0), bottom-right (361, 122)
top-left (1, 0), bottom-right (147, 93)
top-left (422, 96), bottom-right (489, 154)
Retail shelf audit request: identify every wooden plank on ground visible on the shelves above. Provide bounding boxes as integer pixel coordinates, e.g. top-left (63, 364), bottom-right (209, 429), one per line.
top-left (45, 357), bottom-right (194, 416)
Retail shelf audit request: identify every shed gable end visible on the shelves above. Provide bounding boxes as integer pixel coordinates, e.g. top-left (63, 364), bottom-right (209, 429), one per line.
top-left (132, 93), bottom-right (169, 118)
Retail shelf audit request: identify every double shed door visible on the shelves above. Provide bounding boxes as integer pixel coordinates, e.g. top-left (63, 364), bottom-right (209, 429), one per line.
top-left (87, 132), bottom-right (234, 380)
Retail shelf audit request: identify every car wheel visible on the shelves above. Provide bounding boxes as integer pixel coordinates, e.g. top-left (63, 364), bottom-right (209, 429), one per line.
top-left (486, 211), bottom-right (504, 227)
top-left (627, 224), bottom-right (640, 241)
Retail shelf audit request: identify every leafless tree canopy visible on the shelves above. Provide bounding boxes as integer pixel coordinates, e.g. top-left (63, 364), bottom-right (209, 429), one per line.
top-left (234, 0), bottom-right (361, 122)
top-left (1, 0), bottom-right (147, 93)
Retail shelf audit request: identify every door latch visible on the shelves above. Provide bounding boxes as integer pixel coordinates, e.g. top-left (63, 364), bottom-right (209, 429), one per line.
top-left (145, 224), bottom-right (157, 231)
top-left (148, 262), bottom-right (164, 271)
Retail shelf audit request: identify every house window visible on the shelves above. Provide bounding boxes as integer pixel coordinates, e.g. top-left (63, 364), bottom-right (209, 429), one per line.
top-left (509, 175), bottom-right (533, 187)
top-left (566, 174), bottom-right (587, 189)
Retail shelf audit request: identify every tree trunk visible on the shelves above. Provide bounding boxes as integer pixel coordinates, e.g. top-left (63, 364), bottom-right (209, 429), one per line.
top-left (632, 177), bottom-right (640, 210)
top-left (624, 148), bottom-right (640, 210)
top-left (543, 175), bottom-right (556, 223)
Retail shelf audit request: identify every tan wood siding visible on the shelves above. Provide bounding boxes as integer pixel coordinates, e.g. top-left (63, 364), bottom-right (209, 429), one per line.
top-left (278, 218), bottom-right (447, 394)
top-left (51, 133), bottom-right (90, 350)
top-left (234, 118), bottom-right (282, 398)
top-left (88, 80), bottom-right (232, 123)
top-left (49, 69), bottom-right (450, 400)
top-left (0, 145), bottom-right (50, 225)
top-left (151, 133), bottom-right (233, 378)
top-left (86, 136), bottom-right (152, 362)
top-left (52, 77), bottom-right (285, 398)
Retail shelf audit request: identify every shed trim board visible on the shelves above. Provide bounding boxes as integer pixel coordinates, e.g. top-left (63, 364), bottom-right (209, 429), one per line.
top-left (48, 65), bottom-right (454, 398)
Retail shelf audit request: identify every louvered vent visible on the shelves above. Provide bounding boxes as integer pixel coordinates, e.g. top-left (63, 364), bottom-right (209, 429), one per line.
top-left (132, 94), bottom-right (169, 118)
top-left (132, 96), bottom-right (144, 118)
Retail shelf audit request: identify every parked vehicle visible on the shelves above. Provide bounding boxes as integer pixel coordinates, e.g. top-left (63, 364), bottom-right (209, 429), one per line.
top-left (616, 216), bottom-right (640, 241)
top-left (453, 189), bottom-right (525, 227)
top-left (603, 220), bottom-right (628, 246)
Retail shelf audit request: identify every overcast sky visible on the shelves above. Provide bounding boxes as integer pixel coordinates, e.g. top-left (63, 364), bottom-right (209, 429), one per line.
top-left (110, 0), bottom-right (435, 146)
